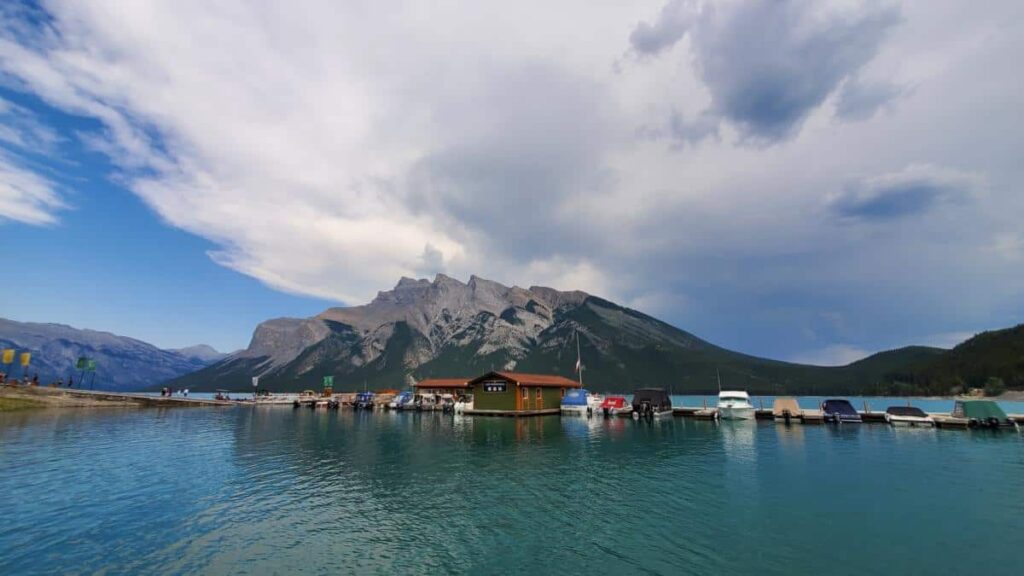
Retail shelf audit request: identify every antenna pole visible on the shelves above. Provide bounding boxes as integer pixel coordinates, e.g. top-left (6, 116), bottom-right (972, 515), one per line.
top-left (576, 329), bottom-right (584, 388)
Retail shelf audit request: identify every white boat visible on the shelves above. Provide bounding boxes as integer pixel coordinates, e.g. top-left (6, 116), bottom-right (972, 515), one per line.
top-left (717, 390), bottom-right (755, 420)
top-left (454, 394), bottom-right (474, 414)
top-left (587, 393), bottom-right (604, 413)
top-left (884, 406), bottom-right (935, 428)
top-left (561, 389), bottom-right (591, 416)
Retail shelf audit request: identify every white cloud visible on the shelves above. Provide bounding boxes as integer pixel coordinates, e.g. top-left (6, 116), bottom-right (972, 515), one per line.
top-left (0, 0), bottom-right (1022, 359)
top-left (789, 344), bottom-right (872, 367)
top-left (0, 150), bottom-right (64, 225)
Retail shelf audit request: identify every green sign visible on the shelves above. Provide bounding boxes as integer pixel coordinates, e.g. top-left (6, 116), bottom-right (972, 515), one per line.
top-left (86, 360), bottom-right (97, 372)
top-left (76, 357), bottom-right (88, 370)
top-left (322, 375), bottom-right (334, 389)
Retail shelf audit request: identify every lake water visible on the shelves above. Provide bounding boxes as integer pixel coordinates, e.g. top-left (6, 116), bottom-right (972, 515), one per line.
top-left (1, 406), bottom-right (1022, 575)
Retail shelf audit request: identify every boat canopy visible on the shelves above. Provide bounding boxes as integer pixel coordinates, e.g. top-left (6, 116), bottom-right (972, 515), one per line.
top-left (953, 400), bottom-right (1008, 420)
top-left (772, 397), bottom-right (800, 415)
top-left (561, 389), bottom-right (589, 406)
top-left (632, 388), bottom-right (671, 406)
top-left (886, 406), bottom-right (928, 417)
top-left (356, 391), bottom-right (375, 401)
top-left (601, 396), bottom-right (628, 409)
top-left (822, 399), bottom-right (858, 416)
top-left (719, 391), bottom-right (750, 401)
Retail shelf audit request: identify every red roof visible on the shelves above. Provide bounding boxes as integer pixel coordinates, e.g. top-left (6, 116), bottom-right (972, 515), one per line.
top-left (414, 378), bottom-right (471, 389)
top-left (470, 371), bottom-right (580, 388)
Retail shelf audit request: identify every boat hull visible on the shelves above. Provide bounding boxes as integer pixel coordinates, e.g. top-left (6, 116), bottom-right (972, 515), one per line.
top-left (560, 405), bottom-right (591, 416)
top-left (718, 406), bottom-right (755, 420)
top-left (886, 415), bottom-right (935, 428)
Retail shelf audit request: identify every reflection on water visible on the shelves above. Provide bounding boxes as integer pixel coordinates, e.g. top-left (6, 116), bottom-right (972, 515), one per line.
top-left (1, 407), bottom-right (1021, 575)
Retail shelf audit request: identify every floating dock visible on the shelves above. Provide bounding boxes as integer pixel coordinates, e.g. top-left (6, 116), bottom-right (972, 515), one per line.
top-left (668, 404), bottom-right (1021, 429)
top-left (1, 385), bottom-right (231, 408)
top-left (463, 408), bottom-right (561, 417)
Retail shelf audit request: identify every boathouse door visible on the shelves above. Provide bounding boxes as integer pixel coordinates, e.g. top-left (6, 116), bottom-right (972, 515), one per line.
top-left (535, 387), bottom-right (543, 410)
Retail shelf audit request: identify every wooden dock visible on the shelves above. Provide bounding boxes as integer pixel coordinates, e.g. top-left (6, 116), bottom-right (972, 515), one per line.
top-left (463, 408), bottom-right (561, 417)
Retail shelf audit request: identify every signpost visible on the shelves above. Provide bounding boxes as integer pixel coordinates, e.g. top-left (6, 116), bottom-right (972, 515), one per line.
top-left (19, 352), bottom-right (31, 379)
top-left (76, 357), bottom-right (88, 388)
top-left (322, 375), bottom-right (334, 397)
top-left (2, 348), bottom-right (13, 377)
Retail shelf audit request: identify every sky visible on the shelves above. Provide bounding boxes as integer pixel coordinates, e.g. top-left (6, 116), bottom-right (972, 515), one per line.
top-left (0, 0), bottom-right (1022, 363)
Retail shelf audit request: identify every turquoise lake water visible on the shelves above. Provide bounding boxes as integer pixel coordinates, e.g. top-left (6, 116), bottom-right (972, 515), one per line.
top-left (1, 405), bottom-right (1022, 575)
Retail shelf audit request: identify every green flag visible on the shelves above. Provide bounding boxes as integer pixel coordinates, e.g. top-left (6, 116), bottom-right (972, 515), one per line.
top-left (322, 375), bottom-right (334, 388)
top-left (76, 357), bottom-right (88, 370)
top-left (86, 360), bottom-right (97, 372)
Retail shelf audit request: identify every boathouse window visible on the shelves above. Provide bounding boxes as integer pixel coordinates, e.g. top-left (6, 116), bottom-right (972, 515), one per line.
top-left (521, 387), bottom-right (528, 400)
top-left (536, 388), bottom-right (542, 400)
top-left (561, 389), bottom-right (565, 398)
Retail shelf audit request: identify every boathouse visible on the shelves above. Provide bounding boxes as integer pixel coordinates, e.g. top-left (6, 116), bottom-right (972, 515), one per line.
top-left (413, 378), bottom-right (471, 396)
top-left (467, 371), bottom-right (580, 415)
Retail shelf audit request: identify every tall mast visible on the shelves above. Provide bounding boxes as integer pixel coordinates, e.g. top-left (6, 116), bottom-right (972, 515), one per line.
top-left (576, 329), bottom-right (584, 388)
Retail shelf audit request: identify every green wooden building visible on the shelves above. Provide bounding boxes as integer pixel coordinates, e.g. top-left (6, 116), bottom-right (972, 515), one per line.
top-left (467, 371), bottom-right (580, 415)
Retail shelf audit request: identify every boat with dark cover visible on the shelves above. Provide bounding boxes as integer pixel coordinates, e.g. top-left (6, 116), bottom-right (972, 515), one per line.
top-left (884, 406), bottom-right (934, 427)
top-left (632, 388), bottom-right (672, 419)
top-left (821, 399), bottom-right (862, 424)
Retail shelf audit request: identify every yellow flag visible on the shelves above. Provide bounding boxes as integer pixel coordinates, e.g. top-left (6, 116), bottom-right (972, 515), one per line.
top-left (1, 349), bottom-right (13, 364)
top-left (20, 352), bottom-right (31, 367)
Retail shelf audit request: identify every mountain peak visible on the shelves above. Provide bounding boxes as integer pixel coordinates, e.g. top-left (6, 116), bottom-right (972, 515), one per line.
top-left (433, 273), bottom-right (464, 286)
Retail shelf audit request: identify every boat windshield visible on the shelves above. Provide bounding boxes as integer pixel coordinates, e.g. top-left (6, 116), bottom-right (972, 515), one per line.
top-left (720, 396), bottom-right (748, 402)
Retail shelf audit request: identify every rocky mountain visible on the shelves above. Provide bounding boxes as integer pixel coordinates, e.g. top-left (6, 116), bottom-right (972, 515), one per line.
top-left (0, 318), bottom-right (223, 391)
top-left (169, 274), bottom-right (956, 394)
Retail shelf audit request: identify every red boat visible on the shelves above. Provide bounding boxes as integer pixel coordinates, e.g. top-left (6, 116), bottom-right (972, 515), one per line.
top-left (599, 396), bottom-right (633, 417)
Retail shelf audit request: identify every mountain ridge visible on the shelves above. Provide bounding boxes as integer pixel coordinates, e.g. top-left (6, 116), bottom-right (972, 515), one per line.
top-left (169, 274), bottom-right (973, 394)
top-left (0, 318), bottom-right (223, 391)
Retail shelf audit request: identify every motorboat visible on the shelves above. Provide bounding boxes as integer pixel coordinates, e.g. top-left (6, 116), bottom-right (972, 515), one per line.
top-left (413, 393), bottom-right (438, 411)
top-left (717, 390), bottom-right (755, 420)
top-left (772, 397), bottom-right (802, 424)
top-left (632, 388), bottom-right (673, 419)
top-left (354, 391), bottom-right (376, 410)
top-left (454, 394), bottom-right (474, 414)
top-left (821, 399), bottom-right (862, 424)
top-left (952, 399), bottom-right (1017, 429)
top-left (587, 392), bottom-right (605, 413)
top-left (884, 406), bottom-right (935, 427)
top-left (560, 388), bottom-right (592, 416)
top-left (599, 395), bottom-right (632, 417)
top-left (440, 394), bottom-right (456, 414)
top-left (389, 391), bottom-right (413, 410)
top-left (292, 389), bottom-right (320, 409)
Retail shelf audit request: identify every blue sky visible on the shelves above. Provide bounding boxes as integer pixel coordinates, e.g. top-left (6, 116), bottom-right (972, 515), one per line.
top-left (1, 1), bottom-right (1022, 362)
top-left (0, 87), bottom-right (334, 351)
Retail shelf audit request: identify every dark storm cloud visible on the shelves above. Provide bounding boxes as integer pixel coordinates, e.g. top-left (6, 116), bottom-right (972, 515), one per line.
top-left (831, 165), bottom-right (977, 221)
top-left (629, 0), bottom-right (693, 56)
top-left (632, 0), bottom-right (901, 144)
top-left (405, 63), bottom-right (616, 261)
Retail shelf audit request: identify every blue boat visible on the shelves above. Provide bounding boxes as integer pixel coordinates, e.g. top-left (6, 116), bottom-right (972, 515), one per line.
top-left (389, 391), bottom-right (413, 410)
top-left (354, 391), bottom-right (376, 411)
top-left (821, 399), bottom-right (862, 423)
top-left (560, 388), bottom-right (591, 416)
